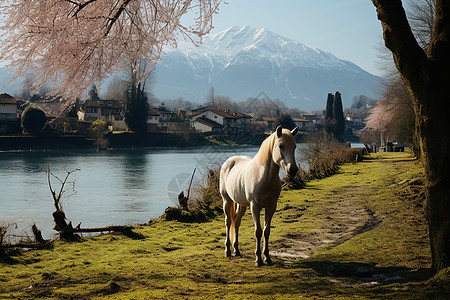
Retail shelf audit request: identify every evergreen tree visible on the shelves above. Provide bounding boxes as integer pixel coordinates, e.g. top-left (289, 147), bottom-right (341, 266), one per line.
top-left (324, 93), bottom-right (336, 136)
top-left (123, 60), bottom-right (151, 132)
top-left (124, 81), bottom-right (149, 132)
top-left (332, 91), bottom-right (345, 140)
top-left (323, 92), bottom-right (345, 140)
top-left (88, 84), bottom-right (100, 101)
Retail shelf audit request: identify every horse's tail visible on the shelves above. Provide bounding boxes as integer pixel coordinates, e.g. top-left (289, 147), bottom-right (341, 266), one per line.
top-left (230, 201), bottom-right (237, 242)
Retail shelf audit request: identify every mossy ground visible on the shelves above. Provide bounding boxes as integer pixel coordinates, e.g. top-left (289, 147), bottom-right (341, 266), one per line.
top-left (1, 152), bottom-right (449, 299)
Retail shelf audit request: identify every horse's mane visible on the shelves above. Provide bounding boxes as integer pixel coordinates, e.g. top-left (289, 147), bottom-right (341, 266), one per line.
top-left (255, 131), bottom-right (276, 165)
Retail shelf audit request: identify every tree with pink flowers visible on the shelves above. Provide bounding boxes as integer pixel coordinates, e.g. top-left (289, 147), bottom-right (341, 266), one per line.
top-left (0, 0), bottom-right (221, 100)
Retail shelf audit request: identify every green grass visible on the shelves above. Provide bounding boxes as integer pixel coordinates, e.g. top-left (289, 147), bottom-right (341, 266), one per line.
top-left (1, 152), bottom-right (449, 299)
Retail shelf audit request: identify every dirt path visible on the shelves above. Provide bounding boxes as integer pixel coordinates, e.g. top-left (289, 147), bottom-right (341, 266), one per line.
top-left (270, 183), bottom-right (379, 265)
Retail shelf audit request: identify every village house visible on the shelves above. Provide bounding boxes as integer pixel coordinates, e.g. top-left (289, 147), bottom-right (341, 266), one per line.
top-left (345, 114), bottom-right (364, 126)
top-left (78, 99), bottom-right (122, 121)
top-left (189, 108), bottom-right (251, 133)
top-left (192, 117), bottom-right (223, 133)
top-left (156, 104), bottom-right (178, 131)
top-left (260, 116), bottom-right (276, 129)
top-left (345, 113), bottom-right (365, 137)
top-left (292, 117), bottom-right (315, 131)
top-left (147, 108), bottom-right (160, 132)
top-left (77, 99), bottom-right (127, 131)
top-left (299, 113), bottom-right (321, 123)
top-left (0, 93), bottom-right (18, 134)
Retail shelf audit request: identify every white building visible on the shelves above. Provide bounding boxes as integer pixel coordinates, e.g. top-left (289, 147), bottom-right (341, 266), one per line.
top-left (0, 93), bottom-right (18, 133)
top-left (189, 109), bottom-right (251, 132)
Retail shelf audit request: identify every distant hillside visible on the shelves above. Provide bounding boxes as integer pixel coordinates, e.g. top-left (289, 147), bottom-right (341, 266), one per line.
top-left (0, 67), bottom-right (24, 97)
top-left (1, 26), bottom-right (382, 112)
top-left (153, 25), bottom-right (382, 111)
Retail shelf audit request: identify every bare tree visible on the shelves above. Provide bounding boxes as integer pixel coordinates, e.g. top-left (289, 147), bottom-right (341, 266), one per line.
top-left (47, 163), bottom-right (80, 241)
top-left (104, 76), bottom-right (127, 101)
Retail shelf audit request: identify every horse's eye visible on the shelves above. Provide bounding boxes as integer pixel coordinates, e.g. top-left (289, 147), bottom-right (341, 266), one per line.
top-left (279, 145), bottom-right (284, 149)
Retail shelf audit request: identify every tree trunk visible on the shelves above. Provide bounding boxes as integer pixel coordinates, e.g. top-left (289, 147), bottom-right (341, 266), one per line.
top-left (421, 100), bottom-right (450, 273)
top-left (372, 0), bottom-right (450, 274)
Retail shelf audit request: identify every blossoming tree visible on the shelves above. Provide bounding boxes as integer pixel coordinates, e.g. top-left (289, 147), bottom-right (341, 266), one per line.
top-left (0, 0), bottom-right (221, 98)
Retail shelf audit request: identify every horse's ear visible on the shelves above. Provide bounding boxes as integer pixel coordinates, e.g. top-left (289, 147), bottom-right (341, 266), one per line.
top-left (291, 127), bottom-right (298, 136)
top-left (276, 125), bottom-right (282, 138)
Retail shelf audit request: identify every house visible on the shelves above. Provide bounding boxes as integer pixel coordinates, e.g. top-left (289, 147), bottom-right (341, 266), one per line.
top-left (345, 114), bottom-right (364, 126)
top-left (156, 104), bottom-right (177, 131)
top-left (189, 108), bottom-right (251, 133)
top-left (260, 116), bottom-right (276, 130)
top-left (0, 93), bottom-right (18, 134)
top-left (78, 99), bottom-right (122, 122)
top-left (77, 99), bottom-right (126, 131)
top-left (292, 117), bottom-right (315, 131)
top-left (147, 108), bottom-right (160, 132)
top-left (300, 113), bottom-right (323, 125)
top-left (192, 117), bottom-right (223, 133)
top-left (228, 110), bottom-right (252, 128)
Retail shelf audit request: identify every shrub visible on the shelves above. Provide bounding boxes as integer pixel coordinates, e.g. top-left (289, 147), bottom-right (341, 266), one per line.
top-left (91, 120), bottom-right (109, 149)
top-left (163, 169), bottom-right (223, 222)
top-left (21, 106), bottom-right (46, 135)
top-left (299, 133), bottom-right (364, 179)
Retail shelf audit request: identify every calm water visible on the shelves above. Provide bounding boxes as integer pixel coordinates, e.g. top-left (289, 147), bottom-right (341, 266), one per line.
top-left (1, 145), bottom-right (306, 239)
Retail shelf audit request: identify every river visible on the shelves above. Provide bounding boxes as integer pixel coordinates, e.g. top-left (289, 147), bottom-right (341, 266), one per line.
top-left (1, 145), bottom-right (308, 240)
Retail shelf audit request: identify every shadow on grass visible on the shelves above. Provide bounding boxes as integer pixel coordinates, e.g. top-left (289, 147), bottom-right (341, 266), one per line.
top-left (300, 260), bottom-right (431, 284)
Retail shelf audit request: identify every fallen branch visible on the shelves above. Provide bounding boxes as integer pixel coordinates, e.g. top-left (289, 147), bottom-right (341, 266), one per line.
top-left (70, 225), bottom-right (144, 239)
top-left (0, 225), bottom-right (52, 251)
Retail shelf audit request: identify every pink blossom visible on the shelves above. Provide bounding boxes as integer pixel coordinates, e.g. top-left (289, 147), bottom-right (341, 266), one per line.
top-left (0, 0), bottom-right (222, 99)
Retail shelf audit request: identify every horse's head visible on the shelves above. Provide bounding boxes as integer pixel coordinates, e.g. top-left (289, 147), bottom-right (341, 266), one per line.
top-left (272, 125), bottom-right (299, 177)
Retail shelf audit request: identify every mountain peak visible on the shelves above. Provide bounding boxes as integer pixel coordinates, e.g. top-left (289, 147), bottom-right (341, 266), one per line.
top-left (154, 25), bottom-right (381, 111)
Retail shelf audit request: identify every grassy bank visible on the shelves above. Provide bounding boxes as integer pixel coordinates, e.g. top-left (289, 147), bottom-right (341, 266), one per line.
top-left (1, 152), bottom-right (449, 299)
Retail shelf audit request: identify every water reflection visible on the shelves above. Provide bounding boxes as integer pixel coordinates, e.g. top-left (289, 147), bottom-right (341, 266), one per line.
top-left (0, 146), bottom-right (262, 238)
top-left (121, 149), bottom-right (149, 190)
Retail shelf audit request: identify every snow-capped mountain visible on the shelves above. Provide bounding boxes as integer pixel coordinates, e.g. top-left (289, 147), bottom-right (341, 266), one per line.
top-left (154, 25), bottom-right (381, 111)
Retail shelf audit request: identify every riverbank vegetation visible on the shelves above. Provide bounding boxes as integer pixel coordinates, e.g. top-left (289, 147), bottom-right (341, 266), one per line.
top-left (1, 151), bottom-right (449, 299)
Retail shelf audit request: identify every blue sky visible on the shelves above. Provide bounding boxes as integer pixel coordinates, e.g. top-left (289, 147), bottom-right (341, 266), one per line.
top-left (208, 0), bottom-right (384, 76)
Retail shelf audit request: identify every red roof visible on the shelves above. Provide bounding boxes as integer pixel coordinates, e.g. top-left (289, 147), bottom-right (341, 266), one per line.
top-left (262, 117), bottom-right (276, 122)
top-left (292, 118), bottom-right (310, 122)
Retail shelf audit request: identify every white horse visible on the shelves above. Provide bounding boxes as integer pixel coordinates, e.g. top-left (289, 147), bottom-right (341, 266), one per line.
top-left (220, 126), bottom-right (298, 266)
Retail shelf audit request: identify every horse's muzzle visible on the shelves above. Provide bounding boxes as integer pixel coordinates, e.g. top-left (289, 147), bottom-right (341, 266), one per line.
top-left (287, 164), bottom-right (298, 177)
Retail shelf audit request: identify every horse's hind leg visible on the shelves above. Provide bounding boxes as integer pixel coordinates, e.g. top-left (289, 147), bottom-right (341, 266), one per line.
top-left (222, 196), bottom-right (233, 257)
top-left (233, 204), bottom-right (247, 256)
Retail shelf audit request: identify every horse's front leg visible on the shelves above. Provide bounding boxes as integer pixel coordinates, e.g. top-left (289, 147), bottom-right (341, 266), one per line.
top-left (263, 203), bottom-right (277, 266)
top-left (250, 202), bottom-right (263, 266)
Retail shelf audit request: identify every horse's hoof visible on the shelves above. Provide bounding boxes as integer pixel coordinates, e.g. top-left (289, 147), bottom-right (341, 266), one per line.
top-left (233, 251), bottom-right (242, 257)
top-left (255, 259), bottom-right (264, 267)
top-left (265, 258), bottom-right (273, 266)
top-left (225, 250), bottom-right (232, 257)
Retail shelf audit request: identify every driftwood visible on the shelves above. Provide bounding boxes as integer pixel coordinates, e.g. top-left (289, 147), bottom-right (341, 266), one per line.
top-left (47, 162), bottom-right (143, 240)
top-left (71, 225), bottom-right (143, 238)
